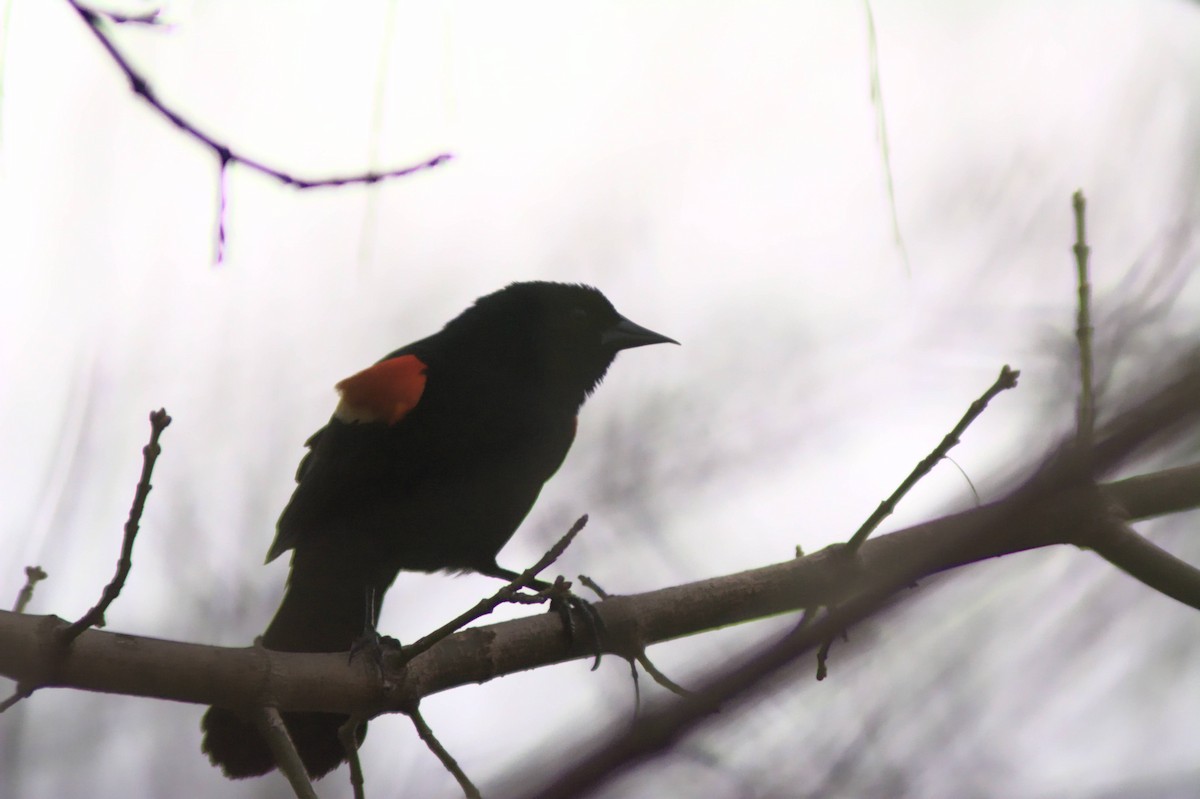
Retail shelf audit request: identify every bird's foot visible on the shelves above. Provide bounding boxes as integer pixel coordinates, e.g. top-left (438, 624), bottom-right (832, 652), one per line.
top-left (348, 629), bottom-right (403, 669)
top-left (347, 585), bottom-right (402, 668)
top-left (540, 576), bottom-right (606, 670)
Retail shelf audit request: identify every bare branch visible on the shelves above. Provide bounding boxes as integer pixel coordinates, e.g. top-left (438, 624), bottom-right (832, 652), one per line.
top-left (1088, 514), bottom-right (1200, 611)
top-left (863, 0), bottom-right (910, 276)
top-left (0, 687), bottom-right (28, 714)
top-left (846, 365), bottom-right (1019, 551)
top-left (409, 703), bottom-right (481, 799)
top-left (1, 410), bottom-right (169, 713)
top-left (4, 457), bottom-right (1200, 718)
top-left (1073, 189), bottom-right (1096, 447)
top-left (93, 5), bottom-right (163, 25)
top-left (401, 515), bottom-right (589, 664)
top-left (65, 0), bottom-right (451, 261)
top-left (515, 582), bottom-right (902, 799)
top-left (253, 706), bottom-right (319, 799)
top-left (338, 714), bottom-right (370, 799)
top-left (62, 408), bottom-right (171, 643)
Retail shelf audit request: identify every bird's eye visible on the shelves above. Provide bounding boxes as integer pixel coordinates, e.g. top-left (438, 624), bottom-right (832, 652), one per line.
top-left (570, 307), bottom-right (590, 323)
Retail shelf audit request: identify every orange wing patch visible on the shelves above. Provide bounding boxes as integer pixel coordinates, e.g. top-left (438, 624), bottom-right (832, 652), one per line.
top-left (333, 355), bottom-right (428, 425)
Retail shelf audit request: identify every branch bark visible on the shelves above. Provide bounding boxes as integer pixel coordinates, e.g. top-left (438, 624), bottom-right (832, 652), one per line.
top-left (3, 462), bottom-right (1200, 718)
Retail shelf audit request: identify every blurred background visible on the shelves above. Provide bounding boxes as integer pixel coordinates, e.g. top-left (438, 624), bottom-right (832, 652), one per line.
top-left (2, 0), bottom-right (1200, 797)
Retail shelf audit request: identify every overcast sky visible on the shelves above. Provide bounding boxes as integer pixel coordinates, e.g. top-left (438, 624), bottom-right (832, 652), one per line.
top-left (3, 1), bottom-right (1200, 797)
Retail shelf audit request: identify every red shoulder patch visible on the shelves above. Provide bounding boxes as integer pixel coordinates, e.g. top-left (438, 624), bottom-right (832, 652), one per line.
top-left (333, 355), bottom-right (428, 425)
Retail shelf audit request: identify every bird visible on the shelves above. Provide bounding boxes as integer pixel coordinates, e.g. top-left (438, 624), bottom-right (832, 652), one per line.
top-left (200, 281), bottom-right (676, 779)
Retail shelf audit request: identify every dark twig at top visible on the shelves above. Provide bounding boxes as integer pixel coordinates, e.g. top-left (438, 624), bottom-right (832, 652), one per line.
top-left (65, 1), bottom-right (452, 262)
top-left (62, 408), bottom-right (171, 643)
top-left (400, 515), bottom-right (590, 665)
top-left (93, 6), bottom-right (164, 25)
top-left (845, 365), bottom-right (1020, 552)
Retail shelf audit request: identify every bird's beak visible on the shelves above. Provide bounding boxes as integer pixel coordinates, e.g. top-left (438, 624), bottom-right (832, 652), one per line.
top-left (601, 316), bottom-right (679, 350)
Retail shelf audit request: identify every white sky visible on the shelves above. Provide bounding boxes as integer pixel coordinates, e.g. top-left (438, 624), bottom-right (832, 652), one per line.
top-left (2, 1), bottom-right (1200, 797)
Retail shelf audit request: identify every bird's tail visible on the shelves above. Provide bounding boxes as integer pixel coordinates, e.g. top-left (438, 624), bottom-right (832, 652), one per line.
top-left (201, 549), bottom-right (383, 779)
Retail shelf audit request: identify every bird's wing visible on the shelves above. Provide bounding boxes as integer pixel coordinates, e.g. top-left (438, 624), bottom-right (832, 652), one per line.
top-left (265, 353), bottom-right (429, 563)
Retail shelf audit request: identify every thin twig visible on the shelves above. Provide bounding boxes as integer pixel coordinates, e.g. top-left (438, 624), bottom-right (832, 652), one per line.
top-left (623, 657), bottom-right (643, 719)
top-left (409, 702), bottom-right (481, 799)
top-left (339, 713), bottom-right (370, 799)
top-left (12, 566), bottom-right (48, 613)
top-left (846, 365), bottom-right (1019, 551)
top-left (65, 1), bottom-right (451, 262)
top-left (214, 152), bottom-right (230, 264)
top-left (402, 515), bottom-right (589, 664)
top-left (1073, 189), bottom-right (1095, 449)
top-left (356, 0), bottom-right (403, 269)
top-left (821, 367), bottom-right (1018, 678)
top-left (61, 408), bottom-right (171, 644)
top-left (863, 0), bottom-right (910, 276)
top-left (815, 637), bottom-right (834, 681)
top-left (0, 688), bottom-right (30, 713)
top-left (95, 6), bottom-right (163, 25)
top-left (253, 706), bottom-right (319, 799)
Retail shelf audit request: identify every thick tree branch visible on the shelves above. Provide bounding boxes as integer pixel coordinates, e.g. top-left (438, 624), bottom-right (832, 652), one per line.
top-left (3, 459), bottom-right (1200, 718)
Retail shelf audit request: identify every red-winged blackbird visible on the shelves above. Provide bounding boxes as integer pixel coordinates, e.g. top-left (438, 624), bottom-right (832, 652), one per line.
top-left (201, 281), bottom-right (676, 779)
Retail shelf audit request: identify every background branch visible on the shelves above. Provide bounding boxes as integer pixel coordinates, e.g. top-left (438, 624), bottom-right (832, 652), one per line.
top-left (65, 0), bottom-right (451, 261)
